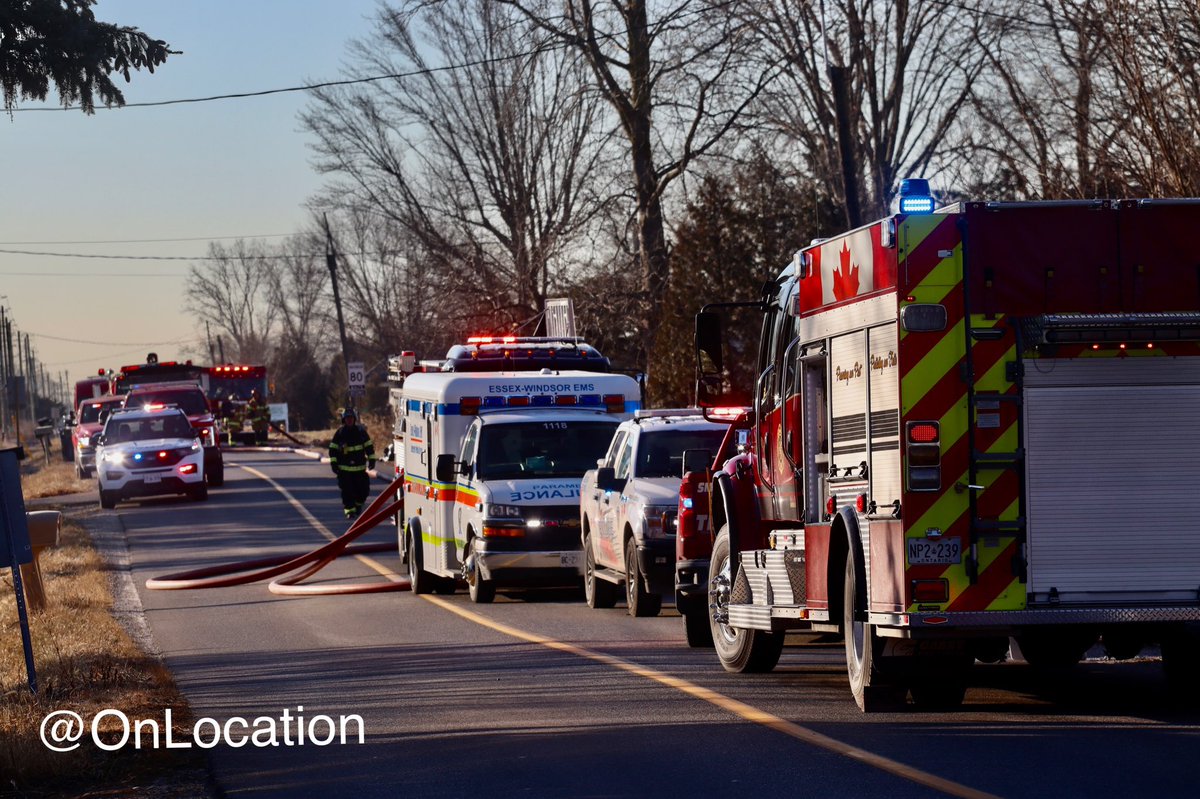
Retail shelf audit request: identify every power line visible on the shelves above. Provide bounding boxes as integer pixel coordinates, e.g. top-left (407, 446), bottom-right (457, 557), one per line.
top-left (0, 233), bottom-right (295, 245)
top-left (0, 271), bottom-right (187, 278)
top-left (26, 331), bottom-right (193, 347)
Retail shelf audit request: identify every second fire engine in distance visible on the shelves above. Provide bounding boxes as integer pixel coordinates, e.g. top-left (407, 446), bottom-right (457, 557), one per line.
top-left (695, 181), bottom-right (1200, 711)
top-left (579, 410), bottom-right (729, 617)
top-left (398, 370), bottom-right (640, 602)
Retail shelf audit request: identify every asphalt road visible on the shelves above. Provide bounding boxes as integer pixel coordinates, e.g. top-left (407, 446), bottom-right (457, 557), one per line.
top-left (101, 451), bottom-right (1200, 798)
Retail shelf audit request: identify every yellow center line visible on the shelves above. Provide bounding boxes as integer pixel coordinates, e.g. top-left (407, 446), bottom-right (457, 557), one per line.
top-left (240, 458), bottom-right (999, 799)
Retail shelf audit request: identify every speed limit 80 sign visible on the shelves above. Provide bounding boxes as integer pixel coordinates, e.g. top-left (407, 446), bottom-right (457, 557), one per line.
top-left (347, 361), bottom-right (366, 397)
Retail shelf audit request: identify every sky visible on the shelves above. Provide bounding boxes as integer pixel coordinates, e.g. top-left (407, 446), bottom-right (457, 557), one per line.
top-left (2, 0), bottom-right (383, 393)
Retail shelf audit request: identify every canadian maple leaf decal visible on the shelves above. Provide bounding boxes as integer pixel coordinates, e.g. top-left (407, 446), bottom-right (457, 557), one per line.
top-left (832, 242), bottom-right (860, 301)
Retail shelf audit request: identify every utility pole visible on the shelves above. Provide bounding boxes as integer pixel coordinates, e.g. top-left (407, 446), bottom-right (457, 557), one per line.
top-left (0, 307), bottom-right (9, 441)
top-left (25, 334), bottom-right (37, 427)
top-left (323, 213), bottom-right (353, 404)
top-left (12, 326), bottom-right (23, 445)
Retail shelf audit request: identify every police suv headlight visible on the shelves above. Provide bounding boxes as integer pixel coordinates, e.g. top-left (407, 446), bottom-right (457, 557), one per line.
top-left (487, 503), bottom-right (523, 518)
top-left (102, 451), bottom-right (125, 465)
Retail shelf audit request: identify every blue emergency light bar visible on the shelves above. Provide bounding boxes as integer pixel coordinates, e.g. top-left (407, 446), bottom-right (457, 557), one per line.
top-left (899, 178), bottom-right (935, 214)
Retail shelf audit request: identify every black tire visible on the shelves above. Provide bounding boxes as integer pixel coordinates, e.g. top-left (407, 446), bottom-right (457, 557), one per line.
top-left (75, 462), bottom-right (87, 480)
top-left (407, 527), bottom-right (435, 595)
top-left (709, 526), bottom-right (783, 673)
top-left (467, 539), bottom-right (495, 604)
top-left (625, 539), bottom-right (662, 617)
top-left (206, 453), bottom-right (225, 487)
top-left (584, 533), bottom-right (617, 609)
top-left (1016, 627), bottom-right (1095, 668)
top-left (188, 483), bottom-right (209, 502)
top-left (99, 489), bottom-right (117, 510)
top-left (843, 555), bottom-right (905, 711)
top-left (683, 607), bottom-right (714, 648)
top-left (1162, 623), bottom-right (1200, 704)
top-left (969, 637), bottom-right (1011, 664)
top-left (908, 657), bottom-right (971, 710)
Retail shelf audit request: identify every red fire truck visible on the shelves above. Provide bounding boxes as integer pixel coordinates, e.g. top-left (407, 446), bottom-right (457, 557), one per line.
top-left (110, 353), bottom-right (205, 395)
top-left (695, 183), bottom-right (1200, 710)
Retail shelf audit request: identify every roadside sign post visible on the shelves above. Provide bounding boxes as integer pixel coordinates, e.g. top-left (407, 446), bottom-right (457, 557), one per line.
top-left (0, 446), bottom-right (37, 695)
top-left (347, 361), bottom-right (366, 401)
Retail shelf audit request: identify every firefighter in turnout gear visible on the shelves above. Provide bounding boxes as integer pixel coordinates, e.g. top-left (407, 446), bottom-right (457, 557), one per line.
top-left (247, 389), bottom-right (270, 444)
top-left (329, 407), bottom-right (375, 518)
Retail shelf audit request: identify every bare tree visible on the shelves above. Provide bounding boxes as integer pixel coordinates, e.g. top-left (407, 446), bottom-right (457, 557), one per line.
top-left (303, 0), bottom-right (611, 344)
top-left (184, 240), bottom-right (278, 363)
top-left (495, 0), bottom-right (774, 374)
top-left (748, 0), bottom-right (999, 223)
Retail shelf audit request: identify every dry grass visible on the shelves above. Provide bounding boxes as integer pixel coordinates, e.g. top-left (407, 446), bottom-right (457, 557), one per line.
top-left (1, 510), bottom-right (204, 794)
top-left (19, 457), bottom-right (93, 500)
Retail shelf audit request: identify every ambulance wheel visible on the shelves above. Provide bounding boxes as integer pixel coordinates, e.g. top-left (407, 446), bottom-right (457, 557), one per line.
top-left (407, 528), bottom-right (434, 595)
top-left (1162, 623), bottom-right (1200, 704)
top-left (625, 540), bottom-right (662, 617)
top-left (709, 527), bottom-right (783, 673)
top-left (584, 533), bottom-right (617, 609)
top-left (843, 555), bottom-right (905, 712)
top-left (99, 489), bottom-right (117, 510)
top-left (467, 540), bottom-right (495, 604)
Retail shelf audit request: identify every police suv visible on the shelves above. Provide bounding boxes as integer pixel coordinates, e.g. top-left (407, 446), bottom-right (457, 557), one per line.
top-left (95, 406), bottom-right (208, 509)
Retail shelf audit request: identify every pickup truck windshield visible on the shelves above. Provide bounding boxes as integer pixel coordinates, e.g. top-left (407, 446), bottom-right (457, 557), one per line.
top-left (635, 429), bottom-right (727, 478)
top-left (79, 400), bottom-right (121, 424)
top-left (477, 420), bottom-right (618, 480)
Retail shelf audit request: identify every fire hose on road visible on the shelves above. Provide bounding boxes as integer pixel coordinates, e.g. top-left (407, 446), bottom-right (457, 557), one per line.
top-left (145, 471), bottom-right (412, 596)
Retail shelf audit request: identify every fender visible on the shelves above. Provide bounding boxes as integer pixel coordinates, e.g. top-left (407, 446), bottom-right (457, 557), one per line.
top-left (831, 506), bottom-right (867, 620)
top-left (403, 516), bottom-right (424, 563)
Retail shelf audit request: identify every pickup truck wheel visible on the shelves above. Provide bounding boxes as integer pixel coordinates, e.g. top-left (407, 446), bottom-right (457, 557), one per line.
top-left (584, 534), bottom-right (617, 609)
top-left (407, 528), bottom-right (434, 595)
top-left (625, 540), bottom-right (661, 617)
top-left (709, 527), bottom-right (782, 673)
top-left (467, 539), bottom-right (495, 604)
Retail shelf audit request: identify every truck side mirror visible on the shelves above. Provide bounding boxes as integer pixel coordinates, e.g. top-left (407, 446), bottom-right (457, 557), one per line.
top-left (435, 453), bottom-right (457, 483)
top-left (596, 466), bottom-right (620, 492)
top-left (682, 448), bottom-right (713, 477)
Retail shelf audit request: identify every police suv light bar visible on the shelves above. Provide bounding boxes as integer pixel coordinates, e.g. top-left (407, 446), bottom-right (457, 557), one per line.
top-left (899, 177), bottom-right (935, 215)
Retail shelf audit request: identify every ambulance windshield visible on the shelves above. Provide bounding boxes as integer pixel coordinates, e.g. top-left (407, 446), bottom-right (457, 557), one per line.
top-left (476, 420), bottom-right (618, 480)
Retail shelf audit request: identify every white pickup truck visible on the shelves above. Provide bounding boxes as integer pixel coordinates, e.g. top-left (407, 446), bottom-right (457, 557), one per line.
top-left (579, 410), bottom-right (728, 616)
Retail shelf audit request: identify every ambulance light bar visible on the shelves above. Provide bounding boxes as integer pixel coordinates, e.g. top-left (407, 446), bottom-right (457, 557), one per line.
top-left (455, 394), bottom-right (626, 413)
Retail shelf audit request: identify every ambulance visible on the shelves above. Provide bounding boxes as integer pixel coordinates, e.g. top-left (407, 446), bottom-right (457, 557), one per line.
top-left (398, 369), bottom-right (641, 602)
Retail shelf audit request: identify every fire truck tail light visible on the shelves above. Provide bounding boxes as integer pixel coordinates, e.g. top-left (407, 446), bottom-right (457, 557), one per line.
top-left (825, 496), bottom-right (836, 516)
top-left (912, 579), bottom-right (949, 602)
top-left (855, 493), bottom-right (867, 513)
top-left (908, 466), bottom-right (941, 491)
top-left (908, 443), bottom-right (940, 466)
top-left (907, 422), bottom-right (939, 443)
top-left (603, 394), bottom-right (625, 413)
top-left (461, 397), bottom-right (482, 415)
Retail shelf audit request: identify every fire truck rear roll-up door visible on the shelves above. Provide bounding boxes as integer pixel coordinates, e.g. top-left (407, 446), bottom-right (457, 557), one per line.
top-left (1024, 357), bottom-right (1200, 605)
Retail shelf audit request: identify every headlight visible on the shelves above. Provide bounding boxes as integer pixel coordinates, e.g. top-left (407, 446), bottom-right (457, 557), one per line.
top-left (103, 451), bottom-right (125, 465)
top-left (643, 505), bottom-right (675, 536)
top-left (78, 435), bottom-right (91, 447)
top-left (191, 441), bottom-right (202, 451)
top-left (486, 503), bottom-right (523, 518)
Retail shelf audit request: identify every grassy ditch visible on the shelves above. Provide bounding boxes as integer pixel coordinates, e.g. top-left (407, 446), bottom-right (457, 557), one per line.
top-left (18, 457), bottom-right (93, 501)
top-left (1, 461), bottom-right (205, 795)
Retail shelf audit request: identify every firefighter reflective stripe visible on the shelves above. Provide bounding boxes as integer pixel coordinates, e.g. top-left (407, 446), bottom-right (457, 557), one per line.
top-left (337, 464), bottom-right (367, 472)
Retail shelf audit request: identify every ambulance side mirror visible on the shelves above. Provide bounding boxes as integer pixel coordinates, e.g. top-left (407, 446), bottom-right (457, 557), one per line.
top-left (682, 448), bottom-right (712, 477)
top-left (435, 453), bottom-right (457, 483)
